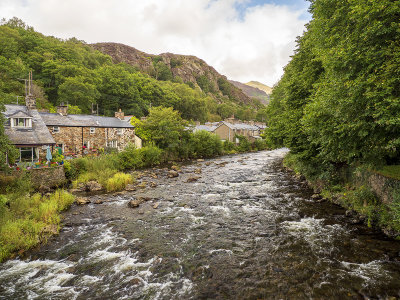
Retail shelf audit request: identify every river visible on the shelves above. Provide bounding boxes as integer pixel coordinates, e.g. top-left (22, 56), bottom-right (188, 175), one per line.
top-left (1, 149), bottom-right (400, 299)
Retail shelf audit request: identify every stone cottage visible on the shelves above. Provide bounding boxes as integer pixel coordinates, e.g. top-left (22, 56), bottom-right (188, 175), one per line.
top-left (39, 105), bottom-right (141, 157)
top-left (4, 101), bottom-right (56, 162)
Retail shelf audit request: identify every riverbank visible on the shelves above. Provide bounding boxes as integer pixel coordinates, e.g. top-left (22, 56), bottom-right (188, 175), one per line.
top-left (283, 152), bottom-right (400, 239)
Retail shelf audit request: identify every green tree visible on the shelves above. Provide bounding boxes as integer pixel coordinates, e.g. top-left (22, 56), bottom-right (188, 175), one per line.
top-left (140, 106), bottom-right (188, 152)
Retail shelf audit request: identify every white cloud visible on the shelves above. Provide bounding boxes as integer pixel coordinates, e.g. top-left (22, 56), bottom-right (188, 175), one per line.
top-left (0, 0), bottom-right (308, 86)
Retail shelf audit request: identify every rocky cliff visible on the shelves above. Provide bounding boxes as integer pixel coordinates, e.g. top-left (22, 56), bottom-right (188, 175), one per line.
top-left (91, 43), bottom-right (252, 105)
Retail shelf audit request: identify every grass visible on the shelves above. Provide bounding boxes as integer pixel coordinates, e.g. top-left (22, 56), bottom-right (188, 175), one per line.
top-left (374, 165), bottom-right (400, 180)
top-left (105, 172), bottom-right (133, 192)
top-left (0, 189), bottom-right (75, 262)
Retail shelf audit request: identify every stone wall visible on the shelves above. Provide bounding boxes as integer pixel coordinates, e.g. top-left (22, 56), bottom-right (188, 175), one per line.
top-left (29, 166), bottom-right (66, 189)
top-left (48, 126), bottom-right (138, 156)
top-left (355, 169), bottom-right (400, 205)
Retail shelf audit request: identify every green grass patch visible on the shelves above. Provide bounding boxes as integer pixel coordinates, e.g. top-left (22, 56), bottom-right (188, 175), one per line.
top-left (105, 172), bottom-right (133, 192)
top-left (0, 189), bottom-right (75, 262)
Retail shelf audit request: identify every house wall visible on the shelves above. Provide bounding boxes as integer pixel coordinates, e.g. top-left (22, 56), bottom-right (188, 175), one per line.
top-left (214, 125), bottom-right (235, 142)
top-left (48, 126), bottom-right (138, 156)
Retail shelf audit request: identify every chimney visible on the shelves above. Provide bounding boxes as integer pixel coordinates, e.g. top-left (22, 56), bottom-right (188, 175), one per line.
top-left (57, 104), bottom-right (68, 116)
top-left (25, 71), bottom-right (36, 109)
top-left (115, 109), bottom-right (124, 120)
top-left (25, 94), bottom-right (36, 110)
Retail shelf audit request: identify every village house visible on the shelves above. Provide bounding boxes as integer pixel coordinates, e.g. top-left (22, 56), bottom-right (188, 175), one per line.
top-left (39, 106), bottom-right (142, 157)
top-left (4, 99), bottom-right (56, 163)
top-left (193, 119), bottom-right (265, 143)
top-left (3, 90), bottom-right (142, 162)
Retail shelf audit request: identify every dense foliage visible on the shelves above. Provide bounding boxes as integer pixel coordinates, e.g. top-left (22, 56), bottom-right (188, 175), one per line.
top-left (0, 17), bottom-right (264, 122)
top-left (265, 0), bottom-right (400, 181)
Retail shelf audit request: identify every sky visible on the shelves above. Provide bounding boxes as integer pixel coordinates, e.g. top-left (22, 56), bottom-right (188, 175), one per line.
top-left (0, 0), bottom-right (311, 87)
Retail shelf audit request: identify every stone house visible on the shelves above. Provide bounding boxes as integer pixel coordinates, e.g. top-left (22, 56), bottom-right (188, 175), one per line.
top-left (213, 121), bottom-right (261, 143)
top-left (39, 106), bottom-right (141, 157)
top-left (4, 102), bottom-right (56, 162)
top-left (192, 120), bottom-right (263, 143)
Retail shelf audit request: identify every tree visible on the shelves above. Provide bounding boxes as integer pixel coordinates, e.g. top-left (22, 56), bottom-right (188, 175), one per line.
top-left (139, 106), bottom-right (188, 152)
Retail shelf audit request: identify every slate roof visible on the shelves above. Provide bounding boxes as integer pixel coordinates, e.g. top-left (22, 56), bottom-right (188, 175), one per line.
top-left (193, 124), bottom-right (217, 132)
top-left (216, 121), bottom-right (259, 131)
top-left (4, 105), bottom-right (56, 146)
top-left (39, 112), bottom-right (134, 128)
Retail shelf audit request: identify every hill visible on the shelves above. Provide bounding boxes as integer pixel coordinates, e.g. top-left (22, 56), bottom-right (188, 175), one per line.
top-left (229, 80), bottom-right (269, 104)
top-left (246, 81), bottom-right (272, 95)
top-left (91, 43), bottom-right (252, 106)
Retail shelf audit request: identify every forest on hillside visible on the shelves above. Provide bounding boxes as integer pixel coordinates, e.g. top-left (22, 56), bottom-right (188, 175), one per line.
top-left (0, 18), bottom-right (266, 122)
top-left (265, 0), bottom-right (400, 180)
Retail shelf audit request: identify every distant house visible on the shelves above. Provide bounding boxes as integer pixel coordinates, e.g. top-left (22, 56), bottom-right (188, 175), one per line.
top-left (192, 119), bottom-right (264, 143)
top-left (39, 106), bottom-right (142, 157)
top-left (4, 103), bottom-right (55, 162)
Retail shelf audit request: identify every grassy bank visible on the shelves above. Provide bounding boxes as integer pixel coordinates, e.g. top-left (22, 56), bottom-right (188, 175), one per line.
top-left (283, 152), bottom-right (400, 237)
top-left (0, 174), bottom-right (75, 262)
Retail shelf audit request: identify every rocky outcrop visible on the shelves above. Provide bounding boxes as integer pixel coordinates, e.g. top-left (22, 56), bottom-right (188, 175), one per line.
top-left (229, 80), bottom-right (270, 104)
top-left (91, 42), bottom-right (252, 105)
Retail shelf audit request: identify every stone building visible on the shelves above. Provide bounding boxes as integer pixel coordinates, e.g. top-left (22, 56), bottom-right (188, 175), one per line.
top-left (197, 121), bottom-right (262, 143)
top-left (39, 106), bottom-right (141, 157)
top-left (4, 104), bottom-right (56, 162)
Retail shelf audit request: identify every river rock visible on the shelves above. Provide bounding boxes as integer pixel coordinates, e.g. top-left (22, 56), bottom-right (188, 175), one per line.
top-left (153, 202), bottom-right (159, 209)
top-left (137, 196), bottom-right (152, 202)
top-left (197, 159), bottom-right (205, 162)
top-left (85, 181), bottom-right (103, 192)
top-left (168, 170), bottom-right (179, 178)
top-left (171, 165), bottom-right (180, 171)
top-left (194, 168), bottom-right (202, 174)
top-left (150, 182), bottom-right (157, 188)
top-left (138, 182), bottom-right (147, 189)
top-left (125, 184), bottom-right (137, 191)
top-left (94, 199), bottom-right (104, 204)
top-left (128, 199), bottom-right (141, 208)
top-left (187, 176), bottom-right (200, 183)
top-left (150, 173), bottom-right (158, 179)
top-left (76, 197), bottom-right (90, 205)
top-left (205, 162), bottom-right (212, 166)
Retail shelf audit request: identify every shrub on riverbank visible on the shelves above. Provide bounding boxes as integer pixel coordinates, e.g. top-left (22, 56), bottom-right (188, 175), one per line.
top-left (190, 130), bottom-right (223, 158)
top-left (105, 172), bottom-right (133, 192)
top-left (0, 189), bottom-right (75, 262)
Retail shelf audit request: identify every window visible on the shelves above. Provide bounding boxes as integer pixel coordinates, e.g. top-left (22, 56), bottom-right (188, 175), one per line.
top-left (19, 147), bottom-right (38, 162)
top-left (117, 128), bottom-right (123, 135)
top-left (83, 141), bottom-right (90, 149)
top-left (53, 126), bottom-right (60, 133)
top-left (90, 127), bottom-right (96, 134)
top-left (12, 118), bottom-right (32, 128)
top-left (107, 140), bottom-right (118, 148)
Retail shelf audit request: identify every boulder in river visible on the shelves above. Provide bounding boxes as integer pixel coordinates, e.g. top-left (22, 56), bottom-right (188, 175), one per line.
top-left (194, 168), bottom-right (202, 174)
top-left (186, 176), bottom-right (200, 183)
top-left (150, 182), bottom-right (157, 188)
top-left (168, 170), bottom-right (179, 178)
top-left (85, 181), bottom-right (103, 192)
top-left (153, 203), bottom-right (159, 209)
top-left (125, 184), bottom-right (137, 191)
top-left (128, 199), bottom-right (142, 208)
top-left (76, 197), bottom-right (90, 205)
top-left (197, 159), bottom-right (205, 162)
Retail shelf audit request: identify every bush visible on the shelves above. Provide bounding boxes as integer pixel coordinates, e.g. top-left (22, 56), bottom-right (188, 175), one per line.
top-left (117, 145), bottom-right (143, 170)
top-left (140, 145), bottom-right (163, 167)
top-left (253, 139), bottom-right (268, 151)
top-left (191, 130), bottom-right (223, 158)
top-left (236, 135), bottom-right (251, 152)
top-left (223, 140), bottom-right (236, 152)
top-left (105, 172), bottom-right (133, 192)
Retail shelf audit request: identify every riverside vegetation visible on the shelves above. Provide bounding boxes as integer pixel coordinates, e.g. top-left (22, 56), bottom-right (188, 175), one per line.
top-left (0, 106), bottom-right (268, 262)
top-left (265, 0), bottom-right (400, 235)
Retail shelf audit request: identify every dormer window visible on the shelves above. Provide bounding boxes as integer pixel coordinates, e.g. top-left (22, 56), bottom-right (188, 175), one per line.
top-left (11, 118), bottom-right (32, 128)
top-left (53, 126), bottom-right (60, 133)
top-left (90, 127), bottom-right (96, 134)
